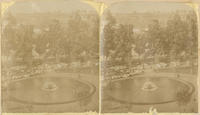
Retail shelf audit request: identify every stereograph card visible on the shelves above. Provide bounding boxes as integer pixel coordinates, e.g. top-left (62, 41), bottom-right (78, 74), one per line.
top-left (0, 0), bottom-right (199, 115)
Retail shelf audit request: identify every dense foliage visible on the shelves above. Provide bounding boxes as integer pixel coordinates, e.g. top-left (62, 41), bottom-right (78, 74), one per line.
top-left (2, 11), bottom-right (99, 67)
top-left (103, 10), bottom-right (198, 66)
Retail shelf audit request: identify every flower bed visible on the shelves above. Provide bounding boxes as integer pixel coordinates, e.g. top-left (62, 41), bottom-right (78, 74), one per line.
top-left (103, 65), bottom-right (143, 81)
top-left (2, 61), bottom-right (98, 83)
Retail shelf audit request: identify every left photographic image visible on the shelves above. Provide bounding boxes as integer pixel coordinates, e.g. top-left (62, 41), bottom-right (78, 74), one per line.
top-left (1, 0), bottom-right (99, 112)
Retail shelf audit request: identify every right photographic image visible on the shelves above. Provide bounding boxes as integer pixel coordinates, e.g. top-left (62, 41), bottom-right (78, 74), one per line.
top-left (101, 2), bottom-right (198, 113)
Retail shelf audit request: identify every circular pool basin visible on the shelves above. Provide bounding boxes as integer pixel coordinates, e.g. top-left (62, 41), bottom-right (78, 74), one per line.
top-left (105, 74), bottom-right (194, 105)
top-left (7, 73), bottom-right (96, 105)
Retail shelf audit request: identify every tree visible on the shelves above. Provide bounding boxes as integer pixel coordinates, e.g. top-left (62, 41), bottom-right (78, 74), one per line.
top-left (103, 11), bottom-right (137, 67)
top-left (185, 11), bottom-right (198, 74)
top-left (87, 14), bottom-right (99, 59)
top-left (10, 24), bottom-right (35, 67)
top-left (146, 19), bottom-right (164, 65)
top-left (61, 11), bottom-right (99, 64)
top-left (134, 33), bottom-right (148, 65)
top-left (66, 11), bottom-right (89, 62)
top-left (103, 10), bottom-right (117, 59)
top-left (114, 24), bottom-right (134, 65)
top-left (166, 13), bottom-right (189, 61)
top-left (2, 12), bottom-right (17, 56)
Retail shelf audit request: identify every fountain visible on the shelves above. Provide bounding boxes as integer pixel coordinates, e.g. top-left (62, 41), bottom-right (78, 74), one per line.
top-left (41, 81), bottom-right (58, 92)
top-left (106, 74), bottom-right (194, 105)
top-left (141, 80), bottom-right (158, 91)
top-left (7, 73), bottom-right (96, 105)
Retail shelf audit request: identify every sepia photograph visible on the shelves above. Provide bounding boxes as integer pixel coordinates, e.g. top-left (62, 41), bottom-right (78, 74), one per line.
top-left (101, 1), bottom-right (198, 113)
top-left (1, 0), bottom-right (99, 112)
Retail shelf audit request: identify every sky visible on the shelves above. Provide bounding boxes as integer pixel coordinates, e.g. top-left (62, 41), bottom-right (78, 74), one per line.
top-left (108, 1), bottom-right (194, 13)
top-left (7, 0), bottom-right (95, 13)
top-left (6, 0), bottom-right (194, 14)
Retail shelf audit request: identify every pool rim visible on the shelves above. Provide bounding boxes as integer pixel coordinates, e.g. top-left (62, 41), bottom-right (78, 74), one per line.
top-left (106, 73), bottom-right (195, 105)
top-left (7, 73), bottom-right (96, 105)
